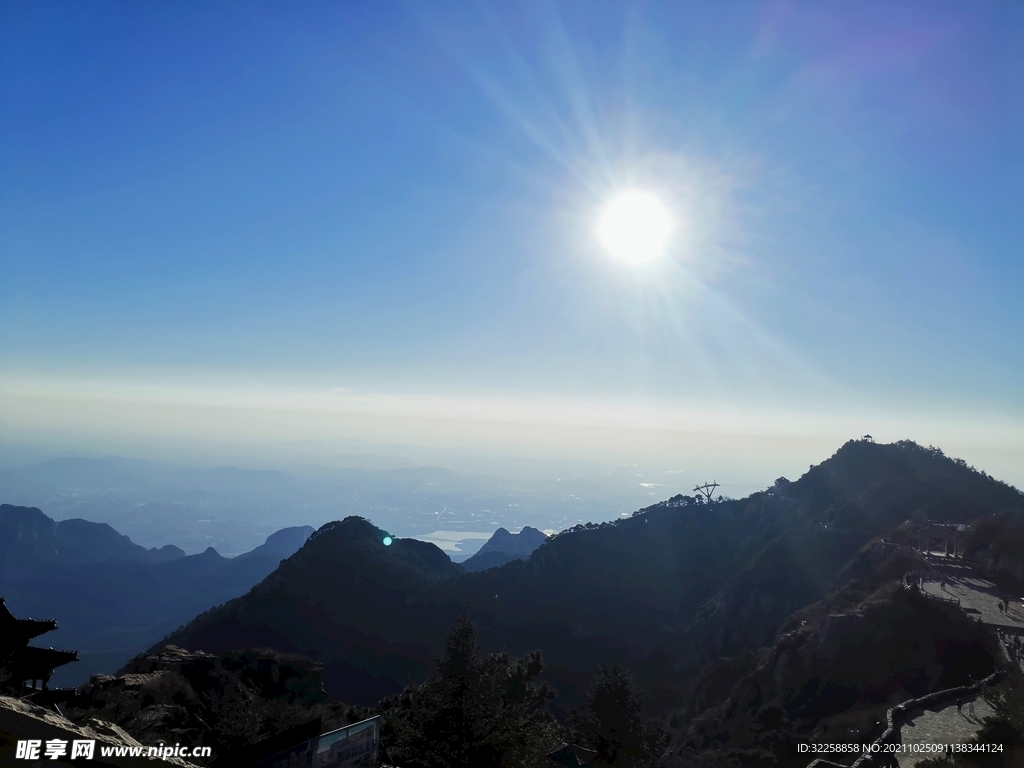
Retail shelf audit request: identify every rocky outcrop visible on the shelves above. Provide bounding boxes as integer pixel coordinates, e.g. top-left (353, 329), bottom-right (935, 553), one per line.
top-left (64, 646), bottom-right (333, 758)
top-left (0, 694), bottom-right (199, 767)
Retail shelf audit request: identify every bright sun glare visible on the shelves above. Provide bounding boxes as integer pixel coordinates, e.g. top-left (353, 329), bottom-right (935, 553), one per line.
top-left (597, 190), bottom-right (672, 265)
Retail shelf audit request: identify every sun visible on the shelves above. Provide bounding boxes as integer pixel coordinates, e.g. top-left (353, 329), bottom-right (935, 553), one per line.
top-left (597, 190), bottom-right (672, 265)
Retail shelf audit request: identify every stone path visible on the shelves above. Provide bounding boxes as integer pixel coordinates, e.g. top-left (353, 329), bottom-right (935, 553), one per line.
top-left (884, 553), bottom-right (1021, 765)
top-left (921, 555), bottom-right (1024, 632)
top-left (921, 553), bottom-right (1024, 670)
top-left (896, 695), bottom-right (995, 767)
top-left (808, 553), bottom-right (1014, 768)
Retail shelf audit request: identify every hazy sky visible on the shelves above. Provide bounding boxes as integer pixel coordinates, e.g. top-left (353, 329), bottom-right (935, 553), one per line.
top-left (2, 2), bottom-right (1023, 486)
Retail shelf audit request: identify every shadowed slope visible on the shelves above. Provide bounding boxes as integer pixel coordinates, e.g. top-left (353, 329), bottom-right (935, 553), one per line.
top-left (161, 517), bottom-right (463, 703)
top-left (0, 506), bottom-right (313, 686)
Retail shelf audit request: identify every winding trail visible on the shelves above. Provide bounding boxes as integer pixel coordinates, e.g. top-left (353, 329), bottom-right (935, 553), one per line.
top-left (808, 552), bottom-right (1016, 768)
top-left (893, 553), bottom-right (1021, 766)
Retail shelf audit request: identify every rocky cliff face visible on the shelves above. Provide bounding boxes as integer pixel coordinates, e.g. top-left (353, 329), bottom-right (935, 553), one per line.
top-left (1, 693), bottom-right (200, 767)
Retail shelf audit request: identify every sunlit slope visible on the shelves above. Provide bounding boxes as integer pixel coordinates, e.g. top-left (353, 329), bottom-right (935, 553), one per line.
top-left (161, 440), bottom-right (1023, 708)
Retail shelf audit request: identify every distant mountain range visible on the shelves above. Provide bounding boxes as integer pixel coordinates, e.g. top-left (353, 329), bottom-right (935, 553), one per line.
top-left (0, 454), bottom-right (684, 556)
top-left (462, 526), bottom-right (549, 572)
top-left (160, 440), bottom-right (1024, 711)
top-left (4, 439), bottom-right (1021, 767)
top-left (0, 503), bottom-right (313, 686)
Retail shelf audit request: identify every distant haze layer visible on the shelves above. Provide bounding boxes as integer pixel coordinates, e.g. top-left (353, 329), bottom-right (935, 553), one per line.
top-left (1, 374), bottom-right (1022, 492)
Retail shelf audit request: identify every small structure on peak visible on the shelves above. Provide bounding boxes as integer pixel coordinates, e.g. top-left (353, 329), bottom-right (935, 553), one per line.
top-left (0, 596), bottom-right (78, 693)
top-left (693, 481), bottom-right (720, 504)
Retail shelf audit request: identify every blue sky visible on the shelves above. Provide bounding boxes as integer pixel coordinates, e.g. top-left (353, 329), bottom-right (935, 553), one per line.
top-left (2, 2), bottom-right (1023, 483)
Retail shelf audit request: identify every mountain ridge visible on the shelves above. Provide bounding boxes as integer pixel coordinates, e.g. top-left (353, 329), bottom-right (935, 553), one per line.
top-left (0, 504), bottom-right (187, 570)
top-left (0, 505), bottom-right (314, 686)
top-left (158, 440), bottom-right (1023, 711)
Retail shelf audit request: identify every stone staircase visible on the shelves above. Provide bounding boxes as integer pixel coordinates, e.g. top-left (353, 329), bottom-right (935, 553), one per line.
top-left (807, 552), bottom-right (1015, 767)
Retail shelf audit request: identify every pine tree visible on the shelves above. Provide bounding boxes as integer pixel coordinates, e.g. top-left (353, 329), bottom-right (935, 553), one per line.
top-left (379, 613), bottom-right (564, 768)
top-left (574, 663), bottom-right (665, 767)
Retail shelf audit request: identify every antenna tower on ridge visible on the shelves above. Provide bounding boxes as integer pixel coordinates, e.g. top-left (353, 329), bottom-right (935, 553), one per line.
top-left (694, 481), bottom-right (720, 504)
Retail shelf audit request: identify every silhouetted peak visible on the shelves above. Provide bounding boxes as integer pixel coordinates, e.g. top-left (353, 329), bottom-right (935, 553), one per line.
top-left (148, 543), bottom-right (187, 562)
top-left (282, 516), bottom-right (459, 586)
top-left (0, 504), bottom-right (54, 527)
top-left (234, 525), bottom-right (314, 562)
top-left (262, 525), bottom-right (315, 553)
top-left (0, 504), bottom-right (185, 566)
top-left (462, 525), bottom-right (550, 571)
top-left (308, 515), bottom-right (378, 542)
